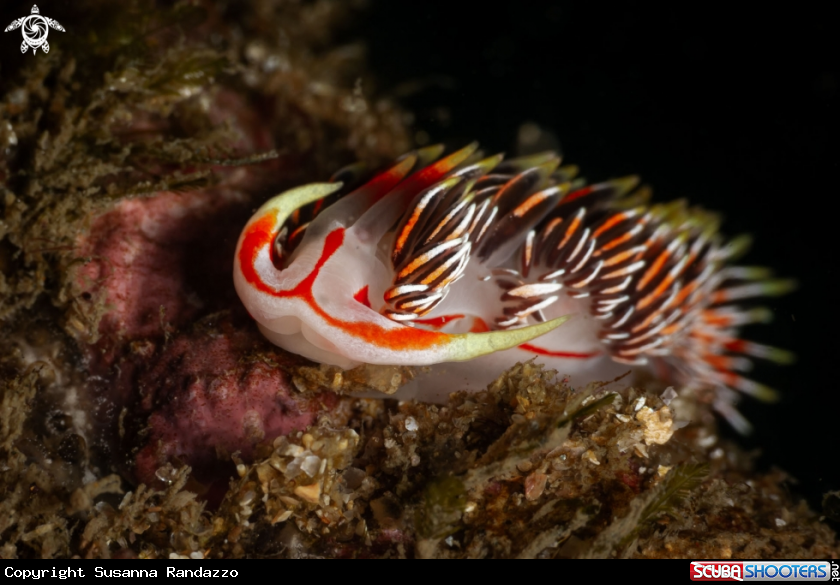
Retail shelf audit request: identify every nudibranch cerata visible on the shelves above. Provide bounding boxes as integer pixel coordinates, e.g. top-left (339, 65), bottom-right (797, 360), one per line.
top-left (234, 143), bottom-right (794, 431)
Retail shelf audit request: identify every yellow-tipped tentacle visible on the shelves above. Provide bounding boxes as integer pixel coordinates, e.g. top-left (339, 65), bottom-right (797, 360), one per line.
top-left (443, 315), bottom-right (571, 362)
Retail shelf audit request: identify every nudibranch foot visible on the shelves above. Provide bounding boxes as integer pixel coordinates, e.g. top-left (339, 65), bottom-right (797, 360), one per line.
top-left (234, 144), bottom-right (794, 431)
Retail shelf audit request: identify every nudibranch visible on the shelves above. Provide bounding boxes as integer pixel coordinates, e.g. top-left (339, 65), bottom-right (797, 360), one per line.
top-left (234, 143), bottom-right (794, 431)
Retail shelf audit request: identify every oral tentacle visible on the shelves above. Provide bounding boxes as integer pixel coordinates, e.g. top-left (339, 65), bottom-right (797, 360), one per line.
top-left (442, 314), bottom-right (572, 361)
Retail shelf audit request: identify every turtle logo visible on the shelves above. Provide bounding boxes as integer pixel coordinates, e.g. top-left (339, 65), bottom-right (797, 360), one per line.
top-left (4, 5), bottom-right (65, 55)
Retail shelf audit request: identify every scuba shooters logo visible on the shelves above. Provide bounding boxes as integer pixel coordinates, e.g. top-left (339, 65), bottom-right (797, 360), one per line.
top-left (690, 561), bottom-right (838, 581)
top-left (4, 5), bottom-right (65, 54)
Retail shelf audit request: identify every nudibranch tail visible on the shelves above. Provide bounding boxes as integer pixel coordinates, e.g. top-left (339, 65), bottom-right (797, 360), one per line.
top-left (234, 143), bottom-right (794, 430)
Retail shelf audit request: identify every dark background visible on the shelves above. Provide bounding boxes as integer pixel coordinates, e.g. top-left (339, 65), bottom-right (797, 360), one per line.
top-left (360, 1), bottom-right (839, 516)
top-left (0, 1), bottom-right (836, 520)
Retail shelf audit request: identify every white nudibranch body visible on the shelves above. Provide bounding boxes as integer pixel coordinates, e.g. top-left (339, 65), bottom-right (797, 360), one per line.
top-left (234, 144), bottom-right (794, 430)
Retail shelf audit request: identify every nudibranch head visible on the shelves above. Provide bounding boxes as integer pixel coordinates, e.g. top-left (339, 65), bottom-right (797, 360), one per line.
top-left (234, 143), bottom-right (794, 431)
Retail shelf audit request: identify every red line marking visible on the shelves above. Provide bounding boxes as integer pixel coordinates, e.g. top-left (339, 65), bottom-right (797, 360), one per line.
top-left (723, 338), bottom-right (746, 353)
top-left (563, 185), bottom-right (594, 204)
top-left (518, 343), bottom-right (600, 359)
top-left (363, 158), bottom-right (414, 204)
top-left (353, 285), bottom-right (371, 308)
top-left (239, 211), bottom-right (281, 294)
top-left (414, 314), bottom-right (464, 329)
top-left (238, 212), bottom-right (448, 351)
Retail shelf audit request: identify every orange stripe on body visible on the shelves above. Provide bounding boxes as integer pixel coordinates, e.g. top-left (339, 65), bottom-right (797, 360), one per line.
top-left (711, 290), bottom-right (729, 304)
top-left (593, 211), bottom-right (628, 238)
top-left (238, 212), bottom-right (448, 351)
top-left (631, 306), bottom-right (667, 334)
top-left (289, 223), bottom-right (308, 244)
top-left (513, 191), bottom-right (549, 217)
top-left (660, 322), bottom-right (682, 337)
top-left (597, 229), bottom-right (635, 255)
top-left (672, 279), bottom-right (700, 309)
top-left (636, 248), bottom-right (670, 292)
top-left (701, 312), bottom-right (734, 327)
top-left (557, 211), bottom-right (583, 250)
top-left (603, 245), bottom-right (640, 267)
top-left (393, 193), bottom-right (431, 259)
top-left (637, 268), bottom-right (679, 311)
top-left (541, 217), bottom-right (563, 238)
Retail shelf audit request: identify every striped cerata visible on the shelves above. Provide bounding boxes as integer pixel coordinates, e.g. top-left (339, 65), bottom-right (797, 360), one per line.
top-left (234, 143), bottom-right (794, 431)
